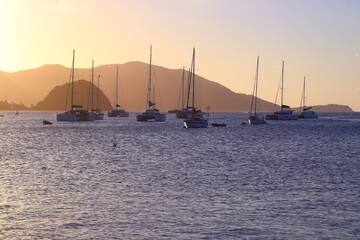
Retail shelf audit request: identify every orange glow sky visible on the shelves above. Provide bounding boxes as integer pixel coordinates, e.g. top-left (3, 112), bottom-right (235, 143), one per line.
top-left (1, 0), bottom-right (359, 111)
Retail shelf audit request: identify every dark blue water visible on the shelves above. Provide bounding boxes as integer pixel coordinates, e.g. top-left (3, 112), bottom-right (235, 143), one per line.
top-left (0, 111), bottom-right (359, 239)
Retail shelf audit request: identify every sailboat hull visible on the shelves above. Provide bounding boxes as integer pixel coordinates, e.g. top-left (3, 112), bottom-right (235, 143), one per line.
top-left (266, 114), bottom-right (298, 120)
top-left (137, 109), bottom-right (166, 122)
top-left (266, 110), bottom-right (298, 120)
top-left (248, 115), bottom-right (267, 124)
top-left (57, 110), bottom-right (95, 122)
top-left (183, 119), bottom-right (208, 128)
top-left (108, 109), bottom-right (129, 117)
top-left (176, 111), bottom-right (187, 119)
top-left (177, 109), bottom-right (204, 119)
top-left (90, 111), bottom-right (104, 120)
top-left (298, 111), bottom-right (318, 119)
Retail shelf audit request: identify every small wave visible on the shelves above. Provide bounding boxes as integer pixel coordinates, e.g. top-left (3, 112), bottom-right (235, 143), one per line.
top-left (0, 204), bottom-right (12, 210)
top-left (61, 222), bottom-right (84, 229)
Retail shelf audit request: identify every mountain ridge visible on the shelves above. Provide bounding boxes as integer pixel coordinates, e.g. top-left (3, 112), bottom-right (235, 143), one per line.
top-left (0, 63), bottom-right (354, 112)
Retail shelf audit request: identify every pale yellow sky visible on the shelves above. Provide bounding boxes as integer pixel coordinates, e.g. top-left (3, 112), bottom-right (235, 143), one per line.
top-left (1, 0), bottom-right (359, 111)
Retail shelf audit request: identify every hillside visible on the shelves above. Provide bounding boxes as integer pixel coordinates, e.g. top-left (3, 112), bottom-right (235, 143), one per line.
top-left (0, 100), bottom-right (29, 110)
top-left (32, 79), bottom-right (112, 111)
top-left (0, 63), bottom-right (355, 112)
top-left (311, 104), bottom-right (353, 113)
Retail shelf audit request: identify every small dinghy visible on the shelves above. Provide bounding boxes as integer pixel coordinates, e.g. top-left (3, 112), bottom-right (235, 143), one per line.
top-left (43, 120), bottom-right (53, 125)
top-left (212, 123), bottom-right (227, 127)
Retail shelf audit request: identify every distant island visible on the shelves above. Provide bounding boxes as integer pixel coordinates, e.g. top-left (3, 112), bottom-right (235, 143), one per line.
top-left (0, 101), bottom-right (29, 110)
top-left (32, 79), bottom-right (112, 111)
top-left (0, 63), bottom-right (355, 112)
top-left (311, 104), bottom-right (353, 113)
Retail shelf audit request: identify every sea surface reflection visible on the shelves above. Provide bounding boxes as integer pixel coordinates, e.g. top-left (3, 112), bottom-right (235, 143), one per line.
top-left (0, 111), bottom-right (359, 239)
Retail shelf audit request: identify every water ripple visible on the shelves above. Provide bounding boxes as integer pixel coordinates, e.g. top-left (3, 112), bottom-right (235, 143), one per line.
top-left (0, 111), bottom-right (359, 239)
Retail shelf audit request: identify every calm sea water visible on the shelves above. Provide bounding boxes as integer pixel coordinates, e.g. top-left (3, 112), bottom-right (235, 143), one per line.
top-left (0, 111), bottom-right (359, 239)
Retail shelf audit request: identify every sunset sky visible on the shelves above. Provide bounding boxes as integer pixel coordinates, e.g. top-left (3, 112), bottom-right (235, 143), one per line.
top-left (1, 0), bottom-right (359, 111)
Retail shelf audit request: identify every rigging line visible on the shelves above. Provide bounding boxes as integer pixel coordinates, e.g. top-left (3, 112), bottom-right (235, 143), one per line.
top-left (250, 56), bottom-right (259, 114)
top-left (65, 50), bottom-right (75, 110)
top-left (139, 66), bottom-right (149, 110)
top-left (186, 68), bottom-right (192, 110)
top-left (298, 76), bottom-right (305, 112)
top-left (176, 67), bottom-right (184, 110)
top-left (298, 82), bottom-right (303, 112)
top-left (115, 66), bottom-right (118, 109)
top-left (97, 75), bottom-right (100, 111)
top-left (146, 45), bottom-right (153, 110)
top-left (250, 75), bottom-right (256, 113)
top-left (257, 77), bottom-right (263, 111)
top-left (87, 63), bottom-right (92, 111)
top-left (273, 74), bottom-right (282, 112)
top-left (254, 56), bottom-right (259, 115)
top-left (154, 81), bottom-right (164, 109)
top-left (64, 71), bottom-right (72, 111)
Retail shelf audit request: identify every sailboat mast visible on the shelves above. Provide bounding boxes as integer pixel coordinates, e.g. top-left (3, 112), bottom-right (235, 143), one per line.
top-left (153, 84), bottom-right (155, 105)
top-left (181, 66), bottom-right (185, 110)
top-left (281, 61), bottom-right (284, 111)
top-left (91, 59), bottom-right (94, 111)
top-left (147, 45), bottom-right (153, 111)
top-left (115, 66), bottom-right (119, 109)
top-left (185, 68), bottom-right (191, 111)
top-left (254, 56), bottom-right (259, 115)
top-left (97, 75), bottom-right (100, 111)
top-left (192, 48), bottom-right (195, 113)
top-left (303, 76), bottom-right (306, 111)
top-left (71, 49), bottom-right (75, 110)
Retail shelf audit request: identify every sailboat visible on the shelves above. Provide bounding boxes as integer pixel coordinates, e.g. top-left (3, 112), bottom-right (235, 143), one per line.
top-left (108, 66), bottom-right (129, 117)
top-left (57, 50), bottom-right (95, 122)
top-left (298, 76), bottom-right (318, 119)
top-left (176, 67), bottom-right (205, 119)
top-left (183, 48), bottom-right (209, 128)
top-left (136, 45), bottom-right (166, 122)
top-left (266, 61), bottom-right (298, 120)
top-left (89, 59), bottom-right (104, 120)
top-left (248, 56), bottom-right (266, 124)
